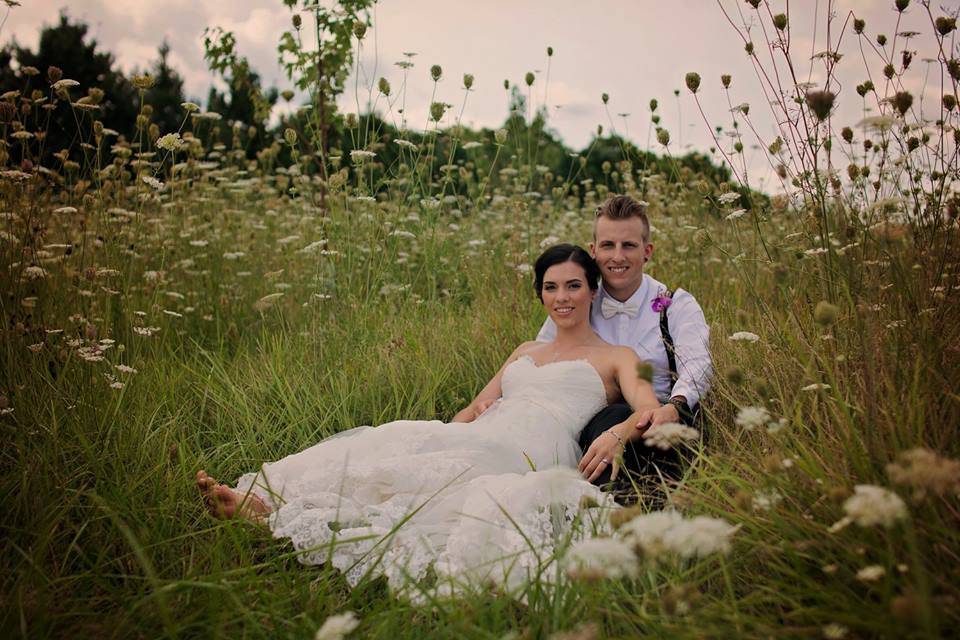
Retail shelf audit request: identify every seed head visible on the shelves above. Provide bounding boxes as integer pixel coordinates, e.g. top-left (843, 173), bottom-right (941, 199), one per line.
top-left (883, 63), bottom-right (895, 79)
top-left (841, 126), bottom-right (853, 143)
top-left (934, 16), bottom-right (957, 36)
top-left (597, 124), bottom-right (603, 136)
top-left (745, 41), bottom-right (755, 56)
top-left (292, 14), bottom-right (301, 29)
top-left (494, 128), bottom-right (507, 144)
top-left (429, 101), bottom-right (446, 122)
top-left (656, 127), bottom-right (670, 146)
top-left (773, 13), bottom-right (787, 30)
top-left (804, 90), bottom-right (835, 121)
top-left (601, 92), bottom-right (609, 104)
top-left (877, 34), bottom-right (887, 46)
top-left (684, 72), bottom-right (701, 93)
top-left (814, 301), bottom-right (839, 326)
top-left (0, 102), bottom-right (15, 122)
top-left (525, 71), bottom-right (535, 86)
top-left (430, 64), bottom-right (442, 81)
top-left (943, 94), bottom-right (957, 112)
top-left (895, 0), bottom-right (909, 13)
top-left (503, 79), bottom-right (509, 90)
top-left (853, 18), bottom-right (865, 34)
top-left (22, 65), bottom-right (39, 76)
top-left (547, 46), bottom-right (554, 57)
top-left (132, 73), bottom-right (155, 90)
top-left (907, 136), bottom-right (919, 152)
top-left (352, 20), bottom-right (367, 40)
top-left (47, 66), bottom-right (62, 83)
top-left (891, 91), bottom-right (913, 116)
top-left (284, 128), bottom-right (297, 145)
top-left (948, 59), bottom-right (960, 81)
top-left (721, 74), bottom-right (731, 88)
top-left (377, 77), bottom-right (391, 96)
top-left (746, 0), bottom-right (761, 8)
top-left (692, 228), bottom-right (711, 250)
top-left (462, 73), bottom-right (474, 90)
top-left (768, 136), bottom-right (783, 154)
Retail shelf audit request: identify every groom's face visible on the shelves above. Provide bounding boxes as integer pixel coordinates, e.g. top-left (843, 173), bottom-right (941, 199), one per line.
top-left (590, 216), bottom-right (653, 298)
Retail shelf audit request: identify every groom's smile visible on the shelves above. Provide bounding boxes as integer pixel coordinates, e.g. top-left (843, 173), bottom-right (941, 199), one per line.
top-left (591, 215), bottom-right (654, 302)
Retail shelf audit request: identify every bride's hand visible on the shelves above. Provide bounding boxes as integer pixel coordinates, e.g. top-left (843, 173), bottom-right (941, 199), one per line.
top-left (475, 398), bottom-right (498, 418)
top-left (578, 424), bottom-right (627, 483)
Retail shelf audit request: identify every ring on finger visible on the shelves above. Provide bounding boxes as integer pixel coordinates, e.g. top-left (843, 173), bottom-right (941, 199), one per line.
top-left (600, 458), bottom-right (610, 464)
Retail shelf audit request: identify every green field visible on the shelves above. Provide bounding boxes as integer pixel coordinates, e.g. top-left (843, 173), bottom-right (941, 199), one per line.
top-left (3, 2), bottom-right (960, 638)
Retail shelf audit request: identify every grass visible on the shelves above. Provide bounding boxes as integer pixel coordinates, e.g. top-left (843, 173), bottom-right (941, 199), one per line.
top-left (3, 3), bottom-right (960, 638)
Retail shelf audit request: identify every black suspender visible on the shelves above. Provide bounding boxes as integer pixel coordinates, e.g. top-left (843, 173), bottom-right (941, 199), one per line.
top-left (659, 289), bottom-right (678, 384)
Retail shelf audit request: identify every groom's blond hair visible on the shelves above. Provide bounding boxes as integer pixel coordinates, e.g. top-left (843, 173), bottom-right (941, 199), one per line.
top-left (594, 195), bottom-right (650, 243)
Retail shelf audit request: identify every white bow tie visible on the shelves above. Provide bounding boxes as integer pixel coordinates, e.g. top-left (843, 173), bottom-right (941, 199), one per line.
top-left (601, 297), bottom-right (640, 319)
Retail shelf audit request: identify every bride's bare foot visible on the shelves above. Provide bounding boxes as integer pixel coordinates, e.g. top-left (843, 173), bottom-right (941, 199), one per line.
top-left (196, 470), bottom-right (270, 522)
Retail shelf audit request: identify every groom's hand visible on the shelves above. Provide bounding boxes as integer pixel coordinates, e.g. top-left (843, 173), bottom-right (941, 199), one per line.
top-left (635, 403), bottom-right (681, 432)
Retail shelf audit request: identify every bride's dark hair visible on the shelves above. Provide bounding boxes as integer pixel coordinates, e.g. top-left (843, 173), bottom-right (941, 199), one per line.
top-left (533, 244), bottom-right (601, 301)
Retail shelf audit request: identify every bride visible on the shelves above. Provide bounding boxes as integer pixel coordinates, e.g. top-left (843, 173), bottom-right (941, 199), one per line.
top-left (196, 244), bottom-right (660, 593)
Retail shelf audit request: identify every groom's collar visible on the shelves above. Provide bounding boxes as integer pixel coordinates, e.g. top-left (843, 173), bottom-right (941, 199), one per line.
top-left (599, 275), bottom-right (650, 307)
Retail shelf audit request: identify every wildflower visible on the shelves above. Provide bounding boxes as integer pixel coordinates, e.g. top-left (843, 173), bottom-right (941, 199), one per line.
top-left (684, 72), bottom-right (701, 93)
top-left (394, 139), bottom-right (417, 150)
top-left (162, 310), bottom-right (183, 318)
top-left (822, 623), bottom-right (849, 639)
top-left (525, 71), bottom-right (535, 86)
top-left (429, 101), bottom-right (447, 122)
top-left (563, 537), bottom-right (638, 580)
top-left (181, 102), bottom-right (200, 112)
top-left (886, 448), bottom-right (960, 499)
top-left (619, 511), bottom-right (737, 558)
top-left (494, 128), bottom-right (508, 144)
top-left (284, 128), bottom-right (298, 145)
top-left (255, 293), bottom-right (284, 311)
top-left (133, 326), bottom-right (160, 337)
top-left (142, 175), bottom-right (164, 190)
top-left (51, 78), bottom-right (80, 91)
top-left (389, 230), bottom-right (416, 239)
top-left (462, 73), bottom-right (474, 90)
top-left (718, 191), bottom-right (741, 204)
top-left (773, 13), bottom-right (787, 30)
top-left (643, 422), bottom-right (699, 450)
top-left (349, 149), bottom-right (376, 163)
top-left (462, 141), bottom-right (481, 150)
top-left (856, 565), bottom-right (885, 582)
top-left (805, 90), bottom-right (836, 121)
top-left (352, 20), bottom-right (367, 40)
top-left (752, 489), bottom-right (783, 511)
top-left (735, 406), bottom-right (770, 431)
top-left (22, 265), bottom-right (46, 280)
top-left (430, 64), bottom-right (442, 81)
top-left (656, 127), bottom-right (670, 147)
top-left (54, 206), bottom-right (78, 214)
top-left (766, 418), bottom-right (788, 435)
top-left (115, 364), bottom-right (138, 374)
top-left (829, 485), bottom-right (907, 532)
top-left (729, 331), bottom-right (759, 342)
top-left (725, 208), bottom-right (746, 220)
top-left (156, 133), bottom-right (183, 152)
top-left (891, 91), bottom-right (913, 117)
top-left (315, 611), bottom-right (359, 640)
top-left (801, 383), bottom-right (830, 391)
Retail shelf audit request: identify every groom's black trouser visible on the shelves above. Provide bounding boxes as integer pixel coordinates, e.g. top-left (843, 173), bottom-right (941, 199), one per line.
top-left (578, 403), bottom-right (683, 503)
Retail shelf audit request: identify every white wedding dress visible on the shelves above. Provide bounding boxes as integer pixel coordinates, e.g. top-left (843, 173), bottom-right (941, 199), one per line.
top-left (235, 355), bottom-right (614, 595)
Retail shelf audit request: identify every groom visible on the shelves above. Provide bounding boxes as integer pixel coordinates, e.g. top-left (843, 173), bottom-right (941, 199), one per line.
top-left (537, 194), bottom-right (712, 491)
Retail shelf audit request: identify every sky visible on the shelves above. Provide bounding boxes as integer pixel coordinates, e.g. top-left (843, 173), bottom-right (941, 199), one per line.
top-left (3, 0), bottom-right (958, 190)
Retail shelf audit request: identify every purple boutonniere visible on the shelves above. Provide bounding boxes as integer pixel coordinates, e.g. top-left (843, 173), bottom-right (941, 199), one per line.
top-left (651, 295), bottom-right (672, 313)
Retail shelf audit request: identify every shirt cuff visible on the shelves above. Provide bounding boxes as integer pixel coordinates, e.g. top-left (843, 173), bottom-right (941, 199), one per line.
top-left (669, 381), bottom-right (701, 409)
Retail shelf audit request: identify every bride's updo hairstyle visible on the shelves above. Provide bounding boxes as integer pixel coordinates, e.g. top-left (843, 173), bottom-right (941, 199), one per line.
top-left (533, 244), bottom-right (601, 302)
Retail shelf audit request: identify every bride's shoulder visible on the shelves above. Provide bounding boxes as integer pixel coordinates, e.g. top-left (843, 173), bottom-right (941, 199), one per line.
top-left (509, 341), bottom-right (541, 360)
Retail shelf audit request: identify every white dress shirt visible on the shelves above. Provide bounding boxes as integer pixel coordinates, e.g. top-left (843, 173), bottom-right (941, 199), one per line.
top-left (536, 274), bottom-right (713, 407)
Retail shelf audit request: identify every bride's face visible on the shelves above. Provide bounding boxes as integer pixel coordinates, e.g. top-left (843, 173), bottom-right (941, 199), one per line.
top-left (541, 261), bottom-right (595, 328)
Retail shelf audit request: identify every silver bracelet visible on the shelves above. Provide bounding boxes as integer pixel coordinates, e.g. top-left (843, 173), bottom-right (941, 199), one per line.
top-left (604, 429), bottom-right (625, 447)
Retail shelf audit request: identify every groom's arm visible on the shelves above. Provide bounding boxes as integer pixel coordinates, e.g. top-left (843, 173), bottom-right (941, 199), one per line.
top-left (666, 290), bottom-right (713, 409)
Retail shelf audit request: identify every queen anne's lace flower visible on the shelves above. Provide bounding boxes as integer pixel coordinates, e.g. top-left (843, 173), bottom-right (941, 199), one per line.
top-left (618, 510), bottom-right (738, 559)
top-left (563, 537), bottom-right (638, 580)
top-left (315, 611), bottom-right (359, 640)
top-left (729, 331), bottom-right (760, 342)
top-left (856, 564), bottom-right (885, 582)
top-left (829, 484), bottom-right (907, 532)
top-left (642, 422), bottom-right (699, 450)
top-left (735, 406), bottom-right (770, 431)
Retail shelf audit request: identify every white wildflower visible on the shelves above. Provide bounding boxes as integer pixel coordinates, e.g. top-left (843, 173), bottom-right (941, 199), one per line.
top-left (156, 133), bottom-right (183, 152)
top-left (725, 209), bottom-right (746, 220)
top-left (315, 611), bottom-right (359, 640)
top-left (162, 310), bottom-right (183, 318)
top-left (109, 381), bottom-right (125, 390)
top-left (539, 235), bottom-right (560, 248)
top-left (729, 331), bottom-right (759, 342)
top-left (114, 364), bottom-right (138, 374)
top-left (349, 149), bottom-right (376, 163)
top-left (133, 326), bottom-right (160, 337)
top-left (142, 175), bottom-right (164, 190)
top-left (619, 510), bottom-right (737, 559)
top-left (735, 406), bottom-right (770, 431)
top-left (389, 230), bottom-right (416, 239)
top-left (467, 239), bottom-right (486, 247)
top-left (643, 422), bottom-right (699, 450)
top-left (462, 141), bottom-right (482, 150)
top-left (752, 489), bottom-right (783, 511)
top-left (804, 247), bottom-right (829, 256)
top-left (563, 537), bottom-right (639, 580)
top-left (766, 418), bottom-right (788, 435)
top-left (856, 565), bottom-right (885, 582)
top-left (835, 485), bottom-right (906, 531)
top-left (51, 79), bottom-right (80, 91)
top-left (54, 206), bottom-right (78, 214)
top-left (801, 383), bottom-right (830, 391)
top-left (181, 102), bottom-right (200, 112)
top-left (718, 191), bottom-right (741, 204)
top-left (394, 139), bottom-right (418, 150)
top-left (189, 239), bottom-right (209, 247)
top-left (22, 265), bottom-right (45, 280)
top-left (223, 252), bottom-right (245, 260)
